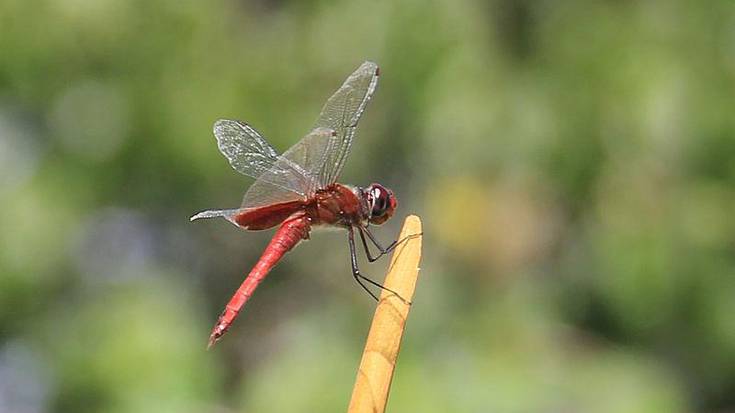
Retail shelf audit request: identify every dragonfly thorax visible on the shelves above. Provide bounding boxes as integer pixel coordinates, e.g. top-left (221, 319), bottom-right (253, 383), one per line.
top-left (307, 183), bottom-right (369, 228)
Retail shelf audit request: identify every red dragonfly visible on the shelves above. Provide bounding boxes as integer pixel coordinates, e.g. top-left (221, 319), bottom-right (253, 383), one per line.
top-left (192, 61), bottom-right (407, 348)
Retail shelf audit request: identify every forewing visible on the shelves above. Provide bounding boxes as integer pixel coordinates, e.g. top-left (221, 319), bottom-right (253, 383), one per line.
top-left (239, 161), bottom-right (307, 209)
top-left (206, 61), bottom-right (380, 214)
top-left (312, 61), bottom-right (379, 185)
top-left (280, 127), bottom-right (339, 194)
top-left (240, 128), bottom-right (337, 209)
top-left (213, 119), bottom-right (306, 196)
top-left (213, 119), bottom-right (279, 179)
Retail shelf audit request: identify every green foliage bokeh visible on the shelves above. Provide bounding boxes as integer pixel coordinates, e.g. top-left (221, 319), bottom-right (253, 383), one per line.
top-left (1, 0), bottom-right (734, 412)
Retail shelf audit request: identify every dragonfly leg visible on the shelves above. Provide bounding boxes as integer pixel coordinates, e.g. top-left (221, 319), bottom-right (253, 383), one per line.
top-left (358, 226), bottom-right (422, 263)
top-left (348, 226), bottom-right (410, 304)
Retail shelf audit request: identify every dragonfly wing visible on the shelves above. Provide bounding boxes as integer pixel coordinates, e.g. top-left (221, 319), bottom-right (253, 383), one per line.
top-left (240, 128), bottom-right (337, 208)
top-left (202, 61), bottom-right (379, 217)
top-left (311, 61), bottom-right (379, 185)
top-left (214, 119), bottom-right (307, 197)
top-left (190, 208), bottom-right (242, 226)
top-left (240, 179), bottom-right (304, 210)
top-left (272, 127), bottom-right (339, 195)
top-left (214, 119), bottom-right (278, 179)
top-left (193, 118), bottom-right (316, 221)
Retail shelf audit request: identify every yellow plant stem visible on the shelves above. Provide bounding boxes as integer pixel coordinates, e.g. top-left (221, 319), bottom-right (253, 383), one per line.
top-left (348, 215), bottom-right (423, 413)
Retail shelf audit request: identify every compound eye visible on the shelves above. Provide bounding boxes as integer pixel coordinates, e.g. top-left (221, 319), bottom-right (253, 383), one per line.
top-left (371, 187), bottom-right (389, 217)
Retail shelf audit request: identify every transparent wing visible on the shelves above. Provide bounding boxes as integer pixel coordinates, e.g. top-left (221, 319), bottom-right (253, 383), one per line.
top-left (240, 127), bottom-right (337, 209)
top-left (191, 129), bottom-right (332, 222)
top-left (194, 61), bottom-right (379, 223)
top-left (213, 119), bottom-right (278, 179)
top-left (312, 61), bottom-right (379, 185)
top-left (213, 119), bottom-right (306, 196)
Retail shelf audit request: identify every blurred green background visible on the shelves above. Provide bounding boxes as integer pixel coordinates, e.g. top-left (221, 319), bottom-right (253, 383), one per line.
top-left (1, 0), bottom-right (734, 412)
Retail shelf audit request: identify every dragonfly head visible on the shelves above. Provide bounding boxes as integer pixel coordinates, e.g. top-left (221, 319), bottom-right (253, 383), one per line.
top-left (366, 183), bottom-right (397, 225)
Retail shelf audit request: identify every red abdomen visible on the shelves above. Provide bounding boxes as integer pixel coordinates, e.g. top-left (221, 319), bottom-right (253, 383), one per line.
top-left (208, 212), bottom-right (311, 347)
top-left (234, 201), bottom-right (305, 230)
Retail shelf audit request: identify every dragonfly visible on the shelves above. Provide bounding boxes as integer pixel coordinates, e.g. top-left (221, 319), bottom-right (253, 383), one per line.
top-left (192, 61), bottom-right (410, 348)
